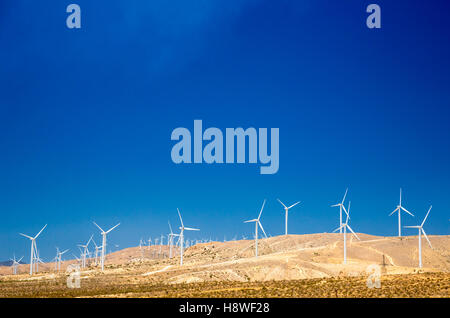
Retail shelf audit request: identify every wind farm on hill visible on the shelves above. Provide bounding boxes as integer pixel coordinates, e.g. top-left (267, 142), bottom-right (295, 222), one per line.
top-left (1, 188), bottom-right (449, 298)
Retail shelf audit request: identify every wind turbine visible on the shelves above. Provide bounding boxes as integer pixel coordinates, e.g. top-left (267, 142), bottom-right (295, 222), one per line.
top-left (53, 248), bottom-right (60, 270)
top-left (159, 234), bottom-right (165, 256)
top-left (168, 221), bottom-right (179, 259)
top-left (35, 250), bottom-right (45, 273)
top-left (277, 199), bottom-right (301, 235)
top-left (57, 248), bottom-right (69, 271)
top-left (10, 255), bottom-right (23, 275)
top-left (404, 206), bottom-right (433, 268)
top-left (177, 208), bottom-right (200, 266)
top-left (333, 202), bottom-right (360, 264)
top-left (78, 235), bottom-right (93, 268)
top-left (92, 240), bottom-right (101, 265)
top-left (19, 224), bottom-right (47, 275)
top-left (389, 188), bottom-right (414, 237)
top-left (244, 200), bottom-right (268, 258)
top-left (93, 222), bottom-right (120, 271)
top-left (331, 189), bottom-right (349, 234)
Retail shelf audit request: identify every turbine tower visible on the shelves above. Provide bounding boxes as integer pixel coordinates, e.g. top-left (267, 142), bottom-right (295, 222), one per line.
top-left (277, 199), bottom-right (301, 235)
top-left (177, 208), bottom-right (200, 266)
top-left (92, 240), bottom-right (101, 265)
top-left (333, 202), bottom-right (360, 264)
top-left (389, 188), bottom-right (414, 237)
top-left (244, 200), bottom-right (268, 258)
top-left (19, 224), bottom-right (47, 275)
top-left (159, 234), bottom-right (165, 256)
top-left (404, 206), bottom-right (433, 268)
top-left (53, 248), bottom-right (60, 271)
top-left (93, 222), bottom-right (120, 271)
top-left (331, 189), bottom-right (349, 233)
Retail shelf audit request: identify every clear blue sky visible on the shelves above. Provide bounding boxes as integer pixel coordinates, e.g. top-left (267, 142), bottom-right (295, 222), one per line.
top-left (1, 0), bottom-right (449, 262)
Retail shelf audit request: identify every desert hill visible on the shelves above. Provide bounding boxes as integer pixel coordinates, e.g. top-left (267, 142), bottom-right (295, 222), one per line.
top-left (1, 233), bottom-right (449, 284)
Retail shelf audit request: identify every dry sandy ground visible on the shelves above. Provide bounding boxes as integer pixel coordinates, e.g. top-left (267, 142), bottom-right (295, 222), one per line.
top-left (0, 233), bottom-right (449, 297)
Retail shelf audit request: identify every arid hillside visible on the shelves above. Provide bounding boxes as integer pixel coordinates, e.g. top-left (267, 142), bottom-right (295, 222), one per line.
top-left (0, 233), bottom-right (449, 297)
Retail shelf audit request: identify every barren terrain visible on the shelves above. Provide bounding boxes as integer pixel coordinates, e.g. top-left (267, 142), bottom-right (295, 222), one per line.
top-left (1, 233), bottom-right (449, 298)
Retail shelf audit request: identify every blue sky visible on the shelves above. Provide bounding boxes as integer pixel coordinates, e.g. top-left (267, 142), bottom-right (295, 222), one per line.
top-left (1, 0), bottom-right (449, 261)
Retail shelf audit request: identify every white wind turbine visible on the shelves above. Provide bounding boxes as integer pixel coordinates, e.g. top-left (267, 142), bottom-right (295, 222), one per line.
top-left (333, 202), bottom-right (360, 264)
top-left (389, 188), bottom-right (414, 237)
top-left (404, 206), bottom-right (433, 268)
top-left (92, 239), bottom-right (101, 265)
top-left (10, 255), bottom-right (23, 275)
top-left (177, 208), bottom-right (199, 266)
top-left (331, 189), bottom-right (349, 234)
top-left (159, 234), bottom-right (165, 256)
top-left (277, 199), bottom-right (301, 235)
top-left (57, 248), bottom-right (69, 271)
top-left (19, 224), bottom-right (47, 275)
top-left (78, 235), bottom-right (93, 269)
top-left (53, 248), bottom-right (60, 270)
top-left (168, 221), bottom-right (180, 259)
top-left (35, 250), bottom-right (45, 273)
top-left (244, 200), bottom-right (268, 258)
top-left (93, 222), bottom-right (120, 271)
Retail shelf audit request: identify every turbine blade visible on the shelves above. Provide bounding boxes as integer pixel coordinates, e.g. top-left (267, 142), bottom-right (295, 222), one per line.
top-left (258, 221), bottom-right (268, 238)
top-left (332, 226), bottom-right (343, 233)
top-left (277, 199), bottom-right (287, 209)
top-left (389, 207), bottom-right (399, 216)
top-left (421, 205), bottom-right (432, 227)
top-left (400, 207), bottom-right (414, 217)
top-left (342, 204), bottom-right (350, 218)
top-left (403, 225), bottom-right (420, 229)
top-left (19, 233), bottom-right (33, 240)
top-left (86, 234), bottom-right (93, 246)
top-left (346, 225), bottom-right (360, 240)
top-left (93, 222), bottom-right (105, 233)
top-left (184, 227), bottom-right (200, 231)
top-left (288, 201), bottom-right (301, 209)
top-left (244, 219), bottom-right (258, 223)
top-left (341, 188), bottom-right (348, 204)
top-left (258, 199), bottom-right (266, 220)
top-left (177, 208), bottom-right (184, 228)
top-left (106, 223), bottom-right (120, 234)
top-left (34, 224), bottom-right (47, 239)
top-left (168, 221), bottom-right (173, 234)
top-left (421, 228), bottom-right (432, 249)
